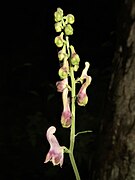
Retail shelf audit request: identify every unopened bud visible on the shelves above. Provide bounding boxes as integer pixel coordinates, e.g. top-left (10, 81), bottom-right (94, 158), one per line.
top-left (67, 14), bottom-right (75, 24)
top-left (58, 67), bottom-right (68, 79)
top-left (65, 24), bottom-right (73, 35)
top-left (54, 8), bottom-right (63, 22)
top-left (70, 45), bottom-right (80, 65)
top-left (54, 22), bottom-right (63, 32)
top-left (71, 54), bottom-right (80, 65)
top-left (73, 64), bottom-right (79, 71)
top-left (54, 35), bottom-right (63, 47)
top-left (58, 45), bottom-right (66, 61)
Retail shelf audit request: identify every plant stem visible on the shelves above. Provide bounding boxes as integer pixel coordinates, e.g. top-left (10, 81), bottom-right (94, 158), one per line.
top-left (69, 151), bottom-right (81, 180)
top-left (75, 130), bottom-right (92, 137)
top-left (66, 35), bottom-right (81, 179)
top-left (70, 66), bottom-right (76, 152)
top-left (69, 67), bottom-right (81, 180)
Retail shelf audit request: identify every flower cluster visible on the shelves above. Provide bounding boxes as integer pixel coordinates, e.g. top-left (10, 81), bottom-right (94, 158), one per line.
top-left (45, 7), bottom-right (92, 169)
top-left (54, 8), bottom-right (75, 128)
top-left (54, 8), bottom-right (74, 35)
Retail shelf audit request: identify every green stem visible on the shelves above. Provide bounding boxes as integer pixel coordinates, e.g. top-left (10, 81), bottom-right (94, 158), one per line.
top-left (70, 66), bottom-right (76, 152)
top-left (75, 130), bottom-right (92, 137)
top-left (66, 36), bottom-right (81, 180)
top-left (69, 152), bottom-right (81, 180)
top-left (70, 67), bottom-right (81, 180)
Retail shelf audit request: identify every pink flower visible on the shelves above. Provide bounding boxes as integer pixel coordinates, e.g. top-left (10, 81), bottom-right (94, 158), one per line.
top-left (80, 62), bottom-right (90, 81)
top-left (44, 126), bottom-right (64, 167)
top-left (56, 78), bottom-right (68, 92)
top-left (77, 75), bottom-right (91, 106)
top-left (77, 62), bottom-right (92, 106)
top-left (61, 86), bottom-right (72, 128)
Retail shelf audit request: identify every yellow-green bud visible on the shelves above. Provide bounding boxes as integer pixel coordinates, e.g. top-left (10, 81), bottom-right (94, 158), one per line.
top-left (70, 45), bottom-right (80, 65)
top-left (54, 8), bottom-right (63, 22)
top-left (65, 24), bottom-right (73, 35)
top-left (58, 45), bottom-right (66, 61)
top-left (71, 54), bottom-right (80, 65)
top-left (58, 67), bottom-right (68, 79)
top-left (67, 14), bottom-right (75, 24)
top-left (58, 51), bottom-right (65, 61)
top-left (73, 64), bottom-right (79, 71)
top-left (54, 22), bottom-right (63, 32)
top-left (54, 36), bottom-right (63, 47)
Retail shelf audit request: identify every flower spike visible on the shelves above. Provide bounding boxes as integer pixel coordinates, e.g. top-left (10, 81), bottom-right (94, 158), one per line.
top-left (46, 7), bottom-right (92, 179)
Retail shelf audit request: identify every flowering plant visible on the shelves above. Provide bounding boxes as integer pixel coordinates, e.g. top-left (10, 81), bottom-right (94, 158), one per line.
top-left (44, 8), bottom-right (92, 180)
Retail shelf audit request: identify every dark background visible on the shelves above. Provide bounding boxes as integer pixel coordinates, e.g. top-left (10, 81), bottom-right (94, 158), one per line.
top-left (0, 1), bottom-right (121, 180)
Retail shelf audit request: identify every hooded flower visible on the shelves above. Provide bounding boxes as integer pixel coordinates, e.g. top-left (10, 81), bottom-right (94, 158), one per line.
top-left (77, 75), bottom-right (92, 106)
top-left (44, 126), bottom-right (64, 167)
top-left (77, 62), bottom-right (92, 106)
top-left (80, 62), bottom-right (90, 82)
top-left (56, 78), bottom-right (68, 92)
top-left (61, 85), bottom-right (72, 128)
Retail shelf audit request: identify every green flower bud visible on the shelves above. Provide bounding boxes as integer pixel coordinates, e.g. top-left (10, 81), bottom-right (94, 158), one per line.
top-left (70, 45), bottom-right (80, 65)
top-left (54, 22), bottom-right (63, 32)
top-left (58, 45), bottom-right (66, 61)
top-left (71, 54), bottom-right (80, 65)
top-left (54, 8), bottom-right (63, 22)
top-left (64, 24), bottom-right (73, 35)
top-left (67, 14), bottom-right (75, 24)
top-left (58, 67), bottom-right (68, 79)
top-left (58, 51), bottom-right (65, 61)
top-left (73, 64), bottom-right (79, 71)
top-left (54, 35), bottom-right (63, 47)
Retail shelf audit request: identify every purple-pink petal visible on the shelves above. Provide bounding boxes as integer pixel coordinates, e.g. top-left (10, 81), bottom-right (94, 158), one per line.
top-left (44, 126), bottom-right (64, 167)
top-left (56, 78), bottom-right (68, 92)
top-left (61, 87), bottom-right (71, 128)
top-left (77, 76), bottom-right (91, 106)
top-left (61, 110), bottom-right (72, 128)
